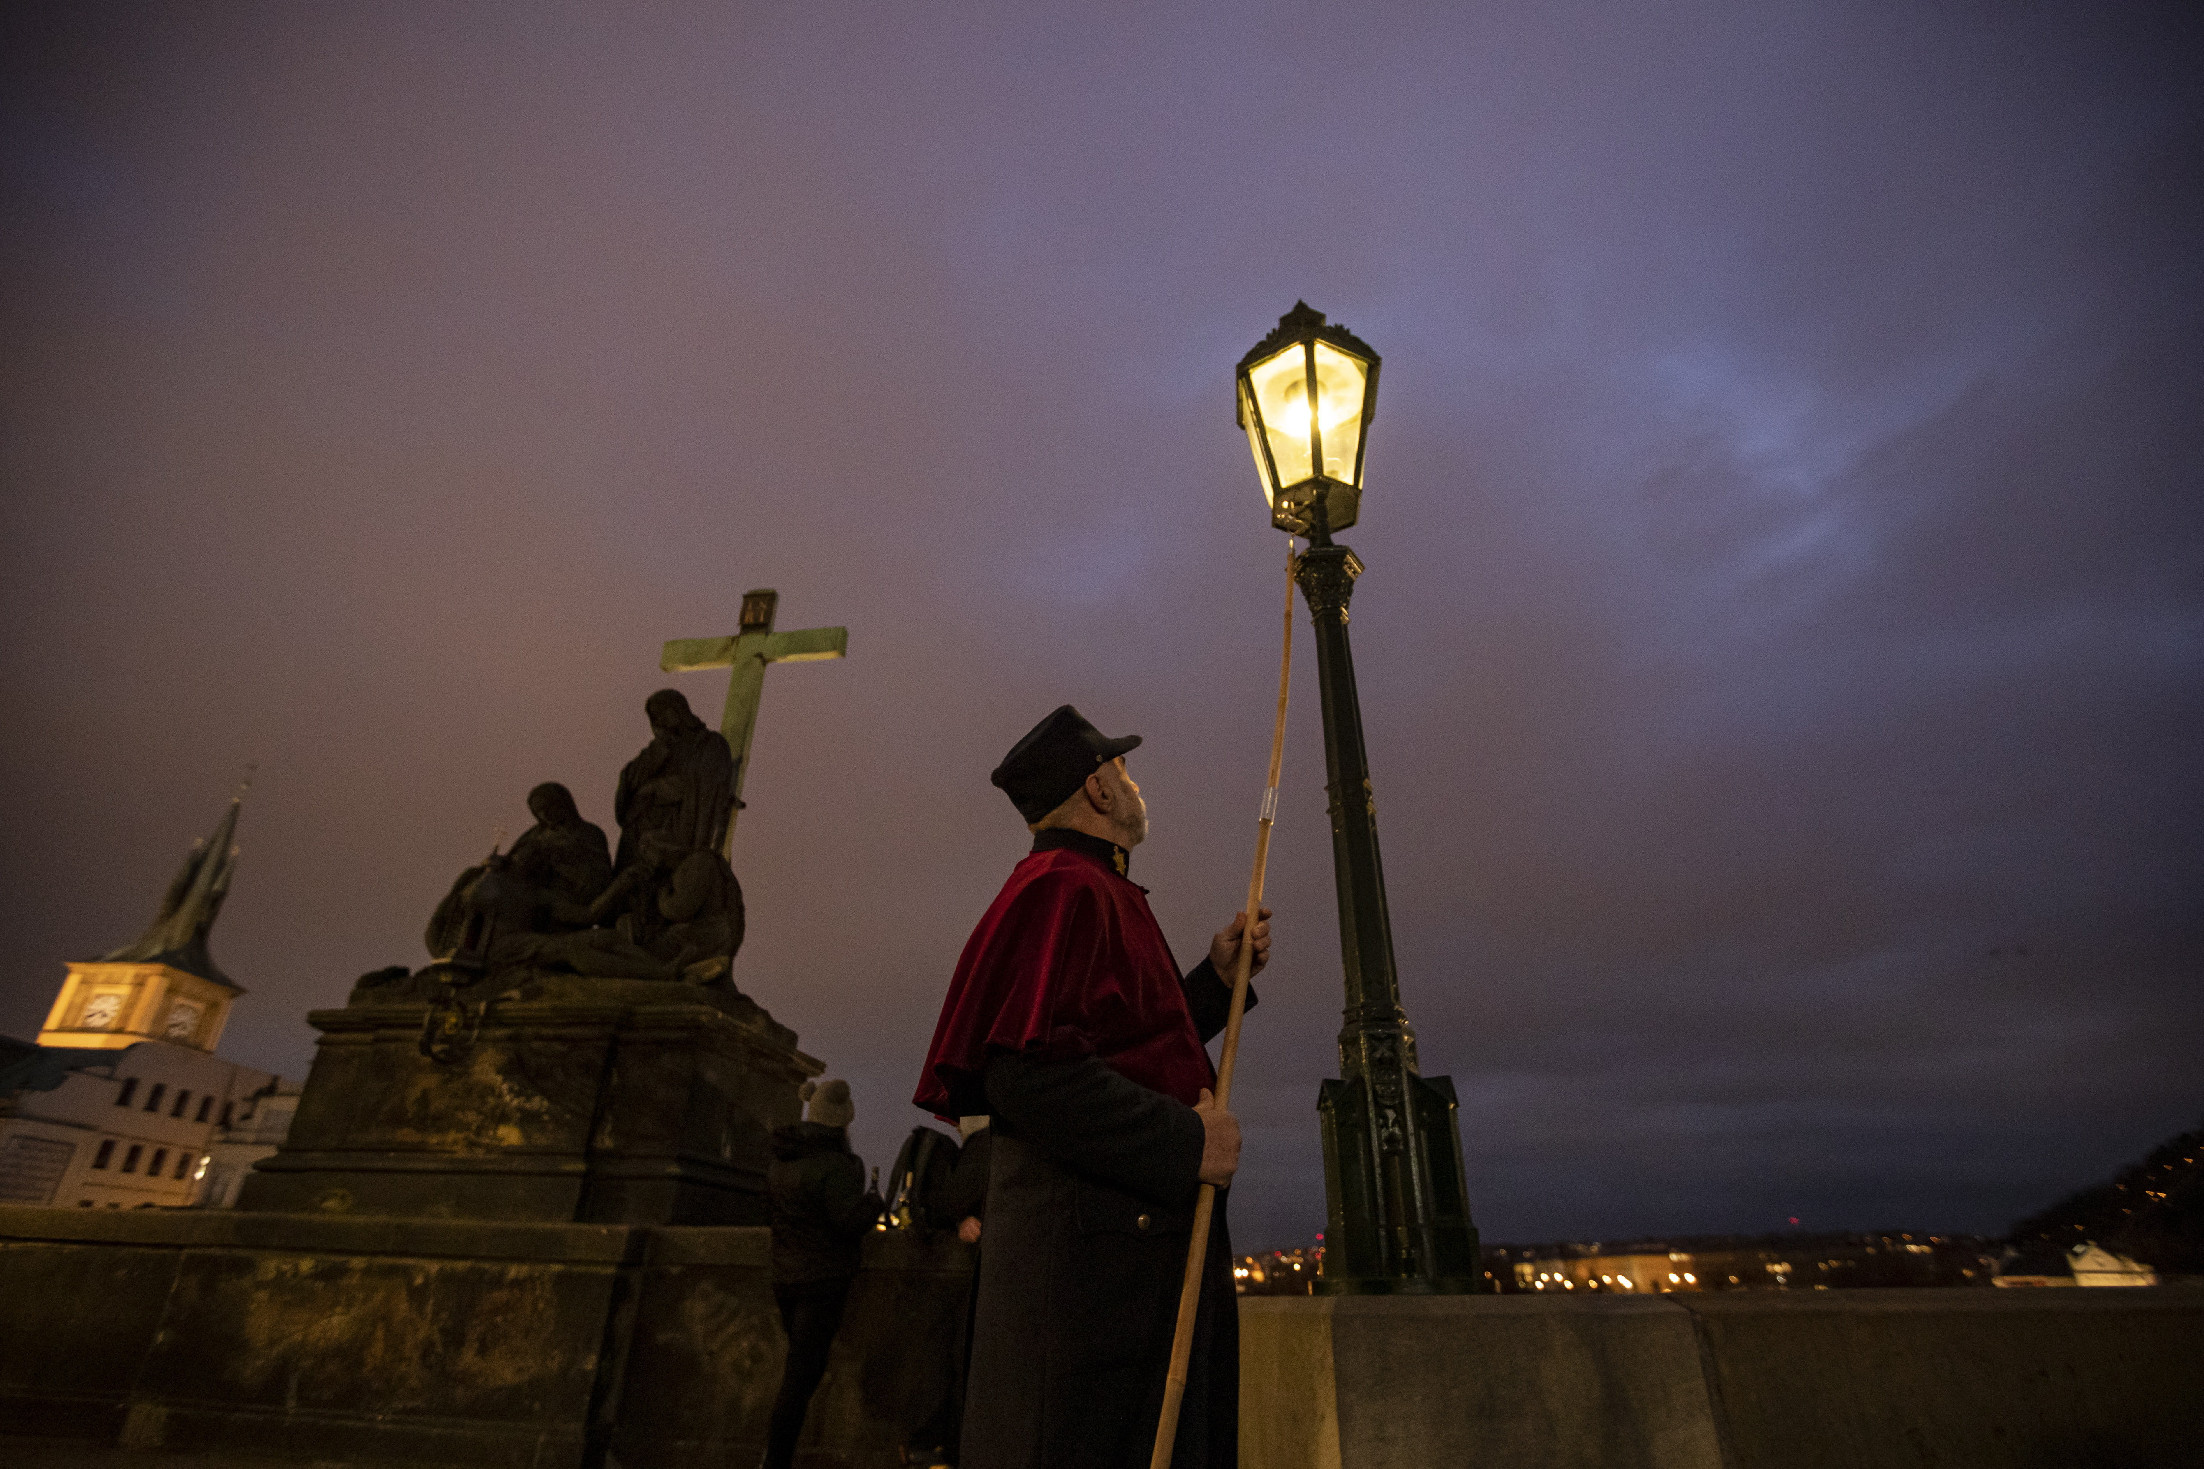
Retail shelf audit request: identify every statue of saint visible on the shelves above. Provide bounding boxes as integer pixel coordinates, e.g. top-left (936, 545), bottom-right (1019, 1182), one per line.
top-left (506, 782), bottom-right (612, 929)
top-left (614, 690), bottom-right (735, 869)
top-left (644, 848), bottom-right (745, 981)
top-left (603, 689), bottom-right (737, 947)
top-left (410, 695), bottom-right (748, 989)
top-left (424, 781), bottom-right (720, 983)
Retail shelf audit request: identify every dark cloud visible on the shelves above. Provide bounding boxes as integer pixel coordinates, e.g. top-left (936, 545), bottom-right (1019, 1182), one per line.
top-left (4, 1), bottom-right (2197, 1248)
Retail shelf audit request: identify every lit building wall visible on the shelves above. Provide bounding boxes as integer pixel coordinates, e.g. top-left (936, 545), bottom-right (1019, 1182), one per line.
top-left (1516, 1252), bottom-right (1698, 1294)
top-left (0, 1044), bottom-right (287, 1209)
top-left (1501, 1234), bottom-right (1993, 1293)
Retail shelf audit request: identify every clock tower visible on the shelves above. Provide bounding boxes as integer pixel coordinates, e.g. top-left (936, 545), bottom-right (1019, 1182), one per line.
top-left (40, 791), bottom-right (246, 1054)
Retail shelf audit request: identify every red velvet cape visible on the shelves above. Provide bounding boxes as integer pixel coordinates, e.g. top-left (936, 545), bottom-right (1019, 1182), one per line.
top-left (915, 843), bottom-right (1216, 1119)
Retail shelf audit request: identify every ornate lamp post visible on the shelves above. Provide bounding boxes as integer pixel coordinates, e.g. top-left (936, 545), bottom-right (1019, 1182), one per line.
top-left (1237, 302), bottom-right (1483, 1293)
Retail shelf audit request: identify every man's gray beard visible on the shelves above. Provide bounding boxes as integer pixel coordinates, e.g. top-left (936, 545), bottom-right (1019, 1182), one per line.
top-left (1117, 791), bottom-right (1150, 848)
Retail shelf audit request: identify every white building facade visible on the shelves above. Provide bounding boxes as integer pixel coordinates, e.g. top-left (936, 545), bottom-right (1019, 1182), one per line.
top-left (0, 1044), bottom-right (292, 1209)
top-left (0, 791), bottom-right (296, 1210)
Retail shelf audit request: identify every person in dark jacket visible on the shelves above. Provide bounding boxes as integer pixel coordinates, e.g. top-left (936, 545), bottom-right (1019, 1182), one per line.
top-left (902, 1116), bottom-right (994, 1467)
top-left (763, 1077), bottom-right (882, 1469)
top-left (932, 1114), bottom-right (994, 1244)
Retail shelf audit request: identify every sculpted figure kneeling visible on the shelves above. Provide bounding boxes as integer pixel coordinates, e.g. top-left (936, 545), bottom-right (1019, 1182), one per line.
top-left (425, 781), bottom-right (729, 984)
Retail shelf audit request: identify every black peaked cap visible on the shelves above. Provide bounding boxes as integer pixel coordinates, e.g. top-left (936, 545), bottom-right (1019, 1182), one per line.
top-left (991, 705), bottom-right (1142, 823)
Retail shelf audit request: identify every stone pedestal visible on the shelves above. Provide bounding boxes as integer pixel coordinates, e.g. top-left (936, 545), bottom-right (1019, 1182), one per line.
top-left (0, 1207), bottom-right (972, 1468)
top-left (238, 972), bottom-right (819, 1225)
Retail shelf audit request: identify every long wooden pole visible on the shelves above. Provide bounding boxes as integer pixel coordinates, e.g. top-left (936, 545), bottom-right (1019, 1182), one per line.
top-left (1149, 544), bottom-right (1297, 1469)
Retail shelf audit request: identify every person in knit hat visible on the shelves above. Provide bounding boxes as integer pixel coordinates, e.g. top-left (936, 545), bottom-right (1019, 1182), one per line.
top-left (761, 1077), bottom-right (881, 1469)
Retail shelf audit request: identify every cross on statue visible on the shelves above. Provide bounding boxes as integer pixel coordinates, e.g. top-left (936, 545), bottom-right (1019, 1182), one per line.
top-left (661, 588), bottom-right (847, 851)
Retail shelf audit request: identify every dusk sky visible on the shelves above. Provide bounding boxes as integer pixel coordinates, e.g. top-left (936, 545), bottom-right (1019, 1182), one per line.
top-left (4, 2), bottom-right (2197, 1250)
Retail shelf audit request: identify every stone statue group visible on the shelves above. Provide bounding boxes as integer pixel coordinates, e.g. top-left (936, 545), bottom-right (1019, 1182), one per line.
top-left (424, 689), bottom-right (746, 986)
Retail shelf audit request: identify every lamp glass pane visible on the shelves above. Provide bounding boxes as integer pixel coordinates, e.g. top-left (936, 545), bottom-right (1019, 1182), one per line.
top-left (1239, 378), bottom-right (1277, 505)
top-left (1246, 344), bottom-right (1315, 489)
top-left (1310, 342), bottom-right (1370, 485)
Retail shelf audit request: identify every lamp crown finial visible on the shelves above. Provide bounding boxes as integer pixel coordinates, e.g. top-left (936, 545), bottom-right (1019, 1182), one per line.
top-left (1239, 302), bottom-right (1378, 376)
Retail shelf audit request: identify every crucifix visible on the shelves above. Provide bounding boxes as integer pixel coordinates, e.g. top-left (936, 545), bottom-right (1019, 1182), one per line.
top-left (661, 588), bottom-right (847, 852)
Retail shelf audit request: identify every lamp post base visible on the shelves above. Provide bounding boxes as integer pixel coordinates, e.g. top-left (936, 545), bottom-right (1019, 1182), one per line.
top-left (1314, 1068), bottom-right (1484, 1294)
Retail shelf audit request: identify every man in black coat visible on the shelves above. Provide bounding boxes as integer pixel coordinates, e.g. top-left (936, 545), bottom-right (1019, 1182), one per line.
top-left (763, 1078), bottom-right (882, 1469)
top-left (915, 708), bottom-right (1270, 1469)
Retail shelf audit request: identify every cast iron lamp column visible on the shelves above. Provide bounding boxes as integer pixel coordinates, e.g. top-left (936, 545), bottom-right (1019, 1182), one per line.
top-left (1236, 303), bottom-right (1483, 1293)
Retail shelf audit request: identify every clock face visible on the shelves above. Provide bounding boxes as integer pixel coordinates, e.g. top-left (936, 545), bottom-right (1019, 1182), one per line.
top-left (164, 1001), bottom-right (204, 1041)
top-left (80, 993), bottom-right (124, 1029)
